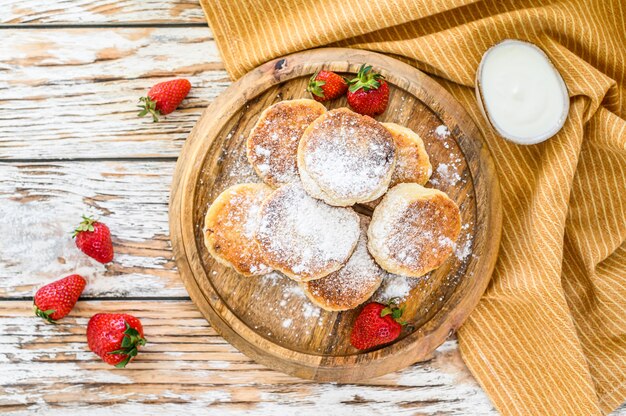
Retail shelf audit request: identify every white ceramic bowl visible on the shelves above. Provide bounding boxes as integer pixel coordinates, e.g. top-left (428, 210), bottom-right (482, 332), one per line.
top-left (475, 39), bottom-right (570, 145)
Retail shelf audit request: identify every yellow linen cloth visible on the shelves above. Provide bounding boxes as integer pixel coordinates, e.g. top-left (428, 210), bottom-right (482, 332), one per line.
top-left (200, 0), bottom-right (626, 414)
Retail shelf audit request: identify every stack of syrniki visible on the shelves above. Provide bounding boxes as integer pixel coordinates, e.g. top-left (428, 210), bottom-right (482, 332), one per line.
top-left (203, 99), bottom-right (461, 312)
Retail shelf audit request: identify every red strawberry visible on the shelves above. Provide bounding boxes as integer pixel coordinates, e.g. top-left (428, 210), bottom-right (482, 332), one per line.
top-left (350, 300), bottom-right (407, 350)
top-left (346, 64), bottom-right (390, 117)
top-left (138, 78), bottom-right (191, 122)
top-left (73, 215), bottom-right (114, 264)
top-left (307, 70), bottom-right (348, 102)
top-left (87, 313), bottom-right (146, 368)
top-left (33, 274), bottom-right (86, 323)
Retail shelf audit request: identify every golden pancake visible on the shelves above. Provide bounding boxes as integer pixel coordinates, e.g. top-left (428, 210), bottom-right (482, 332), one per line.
top-left (203, 183), bottom-right (273, 276)
top-left (301, 216), bottom-right (384, 311)
top-left (297, 108), bottom-right (396, 206)
top-left (255, 182), bottom-right (360, 282)
top-left (368, 183), bottom-right (461, 277)
top-left (247, 99), bottom-right (326, 188)
top-left (382, 122), bottom-right (432, 186)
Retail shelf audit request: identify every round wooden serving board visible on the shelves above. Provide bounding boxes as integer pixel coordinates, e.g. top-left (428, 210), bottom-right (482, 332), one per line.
top-left (170, 48), bottom-right (502, 382)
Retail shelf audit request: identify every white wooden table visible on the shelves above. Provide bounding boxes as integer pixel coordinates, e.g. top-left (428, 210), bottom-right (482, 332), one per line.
top-left (1, 2), bottom-right (624, 415)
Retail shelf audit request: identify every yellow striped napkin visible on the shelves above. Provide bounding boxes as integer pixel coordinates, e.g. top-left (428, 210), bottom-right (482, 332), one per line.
top-left (199, 1), bottom-right (626, 414)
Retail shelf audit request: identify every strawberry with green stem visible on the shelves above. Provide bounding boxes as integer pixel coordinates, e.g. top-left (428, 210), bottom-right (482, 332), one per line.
top-left (138, 78), bottom-right (191, 122)
top-left (73, 215), bottom-right (114, 264)
top-left (87, 313), bottom-right (147, 368)
top-left (307, 70), bottom-right (348, 102)
top-left (33, 274), bottom-right (86, 323)
top-left (350, 299), bottom-right (408, 350)
top-left (346, 64), bottom-right (390, 117)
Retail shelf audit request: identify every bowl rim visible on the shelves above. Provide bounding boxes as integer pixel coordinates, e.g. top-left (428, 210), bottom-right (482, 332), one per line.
top-left (475, 38), bottom-right (570, 145)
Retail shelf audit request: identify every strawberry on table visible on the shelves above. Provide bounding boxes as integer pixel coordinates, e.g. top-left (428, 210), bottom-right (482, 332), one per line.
top-left (33, 274), bottom-right (86, 323)
top-left (307, 70), bottom-right (348, 102)
top-left (87, 313), bottom-right (147, 368)
top-left (346, 64), bottom-right (390, 117)
top-left (138, 78), bottom-right (191, 122)
top-left (73, 215), bottom-right (114, 264)
top-left (350, 300), bottom-right (407, 350)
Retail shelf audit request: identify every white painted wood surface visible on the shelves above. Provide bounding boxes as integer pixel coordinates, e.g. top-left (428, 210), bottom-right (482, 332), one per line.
top-left (0, 28), bottom-right (226, 160)
top-left (0, 301), bottom-right (496, 415)
top-left (1, 1), bottom-right (206, 24)
top-left (0, 162), bottom-right (178, 298)
top-left (1, 2), bottom-right (624, 415)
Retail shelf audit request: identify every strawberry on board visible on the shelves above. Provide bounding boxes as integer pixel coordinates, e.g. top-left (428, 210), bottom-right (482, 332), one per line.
top-left (350, 300), bottom-right (407, 350)
top-left (346, 64), bottom-right (390, 117)
top-left (73, 215), bottom-right (114, 264)
top-left (87, 313), bottom-right (147, 368)
top-left (138, 78), bottom-right (191, 122)
top-left (306, 70), bottom-right (348, 102)
top-left (33, 274), bottom-right (86, 323)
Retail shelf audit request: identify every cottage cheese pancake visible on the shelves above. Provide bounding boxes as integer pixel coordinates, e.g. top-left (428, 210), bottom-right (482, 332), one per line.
top-left (203, 183), bottom-right (274, 276)
top-left (256, 182), bottom-right (360, 281)
top-left (368, 183), bottom-right (461, 278)
top-left (382, 122), bottom-right (432, 186)
top-left (298, 108), bottom-right (396, 206)
top-left (247, 99), bottom-right (326, 188)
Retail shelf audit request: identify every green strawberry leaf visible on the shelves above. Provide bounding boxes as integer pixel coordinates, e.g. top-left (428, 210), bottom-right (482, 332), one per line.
top-left (121, 336), bottom-right (132, 348)
top-left (379, 299), bottom-right (406, 324)
top-left (306, 71), bottom-right (327, 98)
top-left (347, 63), bottom-right (384, 93)
top-left (115, 355), bottom-right (132, 368)
top-left (107, 322), bottom-right (147, 368)
top-left (137, 96), bottom-right (161, 122)
top-left (33, 305), bottom-right (57, 324)
top-left (72, 215), bottom-right (97, 238)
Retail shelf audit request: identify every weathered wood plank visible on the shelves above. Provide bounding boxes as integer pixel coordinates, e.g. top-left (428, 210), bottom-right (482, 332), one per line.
top-left (0, 27), bottom-right (228, 160)
top-left (0, 300), bottom-right (497, 415)
top-left (1, 0), bottom-right (206, 25)
top-left (0, 161), bottom-right (180, 298)
top-left (2, 164), bottom-right (625, 413)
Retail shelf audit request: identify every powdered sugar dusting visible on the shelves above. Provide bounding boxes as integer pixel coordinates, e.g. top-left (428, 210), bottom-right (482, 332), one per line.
top-left (375, 273), bottom-right (422, 302)
top-left (454, 226), bottom-right (474, 262)
top-left (303, 218), bottom-right (384, 310)
top-left (428, 124), bottom-right (468, 189)
top-left (302, 302), bottom-right (321, 319)
top-left (256, 183), bottom-right (360, 280)
top-left (245, 270), bottom-right (329, 345)
top-left (435, 124), bottom-right (450, 138)
top-left (214, 133), bottom-right (260, 187)
top-left (261, 271), bottom-right (282, 286)
top-left (242, 198), bottom-right (262, 239)
top-left (283, 284), bottom-right (305, 298)
top-left (433, 163), bottom-right (462, 187)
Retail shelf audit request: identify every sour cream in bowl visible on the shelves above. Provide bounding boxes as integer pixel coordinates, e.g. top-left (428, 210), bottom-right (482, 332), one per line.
top-left (476, 39), bottom-right (569, 145)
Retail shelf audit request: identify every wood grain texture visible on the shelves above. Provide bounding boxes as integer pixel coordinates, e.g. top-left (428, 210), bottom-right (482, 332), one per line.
top-left (0, 161), bottom-right (181, 298)
top-left (0, 27), bottom-right (225, 160)
top-left (170, 48), bottom-right (501, 382)
top-left (1, 0), bottom-right (206, 25)
top-left (0, 158), bottom-right (503, 414)
top-left (0, 300), bottom-right (499, 415)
